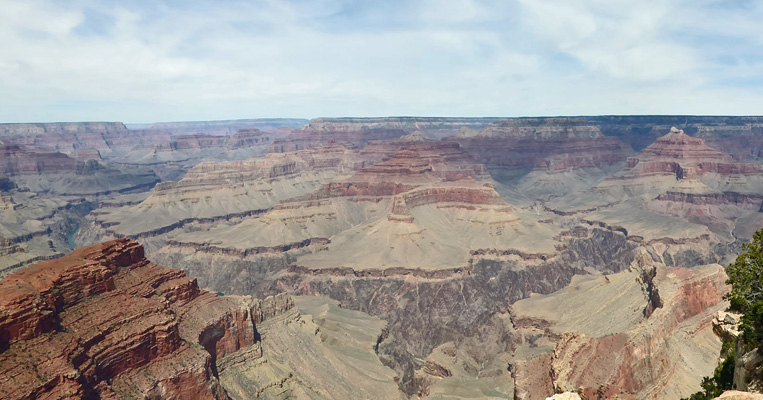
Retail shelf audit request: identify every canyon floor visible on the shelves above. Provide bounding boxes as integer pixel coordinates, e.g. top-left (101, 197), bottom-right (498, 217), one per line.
top-left (2, 116), bottom-right (763, 399)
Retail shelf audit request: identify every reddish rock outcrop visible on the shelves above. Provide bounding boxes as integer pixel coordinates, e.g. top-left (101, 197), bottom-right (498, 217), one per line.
top-left (621, 127), bottom-right (761, 179)
top-left (297, 149), bottom-right (506, 213)
top-left (544, 266), bottom-right (728, 399)
top-left (0, 239), bottom-right (281, 400)
top-left (360, 133), bottom-right (488, 180)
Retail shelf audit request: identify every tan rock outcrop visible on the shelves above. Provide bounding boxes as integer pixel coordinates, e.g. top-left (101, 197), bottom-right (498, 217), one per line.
top-left (716, 391), bottom-right (763, 399)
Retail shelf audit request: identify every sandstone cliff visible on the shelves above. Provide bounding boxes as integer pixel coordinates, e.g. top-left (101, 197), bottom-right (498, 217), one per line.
top-left (0, 239), bottom-right (399, 399)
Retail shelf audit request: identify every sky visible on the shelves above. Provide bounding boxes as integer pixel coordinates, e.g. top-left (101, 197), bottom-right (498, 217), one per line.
top-left (1, 0), bottom-right (762, 123)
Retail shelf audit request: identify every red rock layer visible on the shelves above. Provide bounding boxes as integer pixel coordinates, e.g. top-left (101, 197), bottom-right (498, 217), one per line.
top-left (0, 239), bottom-right (276, 400)
top-left (302, 150), bottom-right (503, 209)
top-left (360, 135), bottom-right (488, 180)
top-left (623, 128), bottom-right (761, 178)
top-left (546, 266), bottom-right (728, 399)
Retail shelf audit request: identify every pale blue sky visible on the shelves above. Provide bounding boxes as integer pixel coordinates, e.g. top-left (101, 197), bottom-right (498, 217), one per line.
top-left (1, 0), bottom-right (762, 123)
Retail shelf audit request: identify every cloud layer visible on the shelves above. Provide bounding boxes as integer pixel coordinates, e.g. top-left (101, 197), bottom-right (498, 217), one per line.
top-left (1, 0), bottom-right (762, 122)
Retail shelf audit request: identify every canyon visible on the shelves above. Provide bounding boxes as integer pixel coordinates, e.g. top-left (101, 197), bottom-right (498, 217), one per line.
top-left (0, 239), bottom-right (399, 399)
top-left (2, 116), bottom-right (763, 399)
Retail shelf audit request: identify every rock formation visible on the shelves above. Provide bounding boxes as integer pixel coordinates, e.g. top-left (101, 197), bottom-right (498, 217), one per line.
top-left (443, 118), bottom-right (635, 202)
top-left (715, 392), bottom-right (763, 400)
top-left (73, 127), bottom-right (754, 397)
top-left (126, 118), bottom-right (308, 136)
top-left (150, 143), bottom-right (524, 272)
top-left (0, 122), bottom-right (172, 158)
top-left (0, 144), bottom-right (158, 196)
top-left (510, 259), bottom-right (729, 399)
top-left (271, 117), bottom-right (502, 152)
top-left (0, 239), bottom-right (398, 399)
top-left (593, 128), bottom-right (763, 240)
top-left (619, 127), bottom-right (760, 180)
top-left (446, 117), bottom-right (634, 171)
top-left (9, 115), bottom-right (763, 399)
top-left (83, 142), bottom-right (357, 240)
top-left (0, 238), bottom-right (248, 399)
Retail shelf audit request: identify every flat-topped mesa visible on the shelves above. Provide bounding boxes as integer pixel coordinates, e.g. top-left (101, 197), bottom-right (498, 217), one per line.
top-left (624, 127), bottom-right (761, 178)
top-left (0, 239), bottom-right (285, 399)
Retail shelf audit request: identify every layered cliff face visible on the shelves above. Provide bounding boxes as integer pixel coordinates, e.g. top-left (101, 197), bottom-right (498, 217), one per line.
top-left (0, 122), bottom-right (131, 137)
top-left (0, 143), bottom-right (160, 277)
top-left (509, 254), bottom-right (729, 399)
top-left (618, 127), bottom-right (759, 180)
top-left (60, 115), bottom-right (763, 398)
top-left (110, 129), bottom-right (291, 172)
top-left (593, 128), bottom-right (763, 239)
top-left (444, 118), bottom-right (635, 202)
top-left (360, 132), bottom-right (489, 180)
top-left (271, 117), bottom-right (502, 152)
top-left (0, 239), bottom-right (243, 399)
top-left (446, 117), bottom-right (634, 169)
top-left (0, 144), bottom-right (158, 196)
top-left (0, 121), bottom-right (302, 167)
top-left (0, 239), bottom-right (399, 400)
top-left (0, 122), bottom-right (173, 158)
top-left (151, 143), bottom-right (529, 272)
top-left (72, 130), bottom-right (752, 397)
top-left (587, 115), bottom-right (763, 158)
top-left (82, 143), bottom-right (358, 241)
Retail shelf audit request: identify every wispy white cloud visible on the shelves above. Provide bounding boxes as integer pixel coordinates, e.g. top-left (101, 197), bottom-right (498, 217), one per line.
top-left (0, 0), bottom-right (761, 122)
